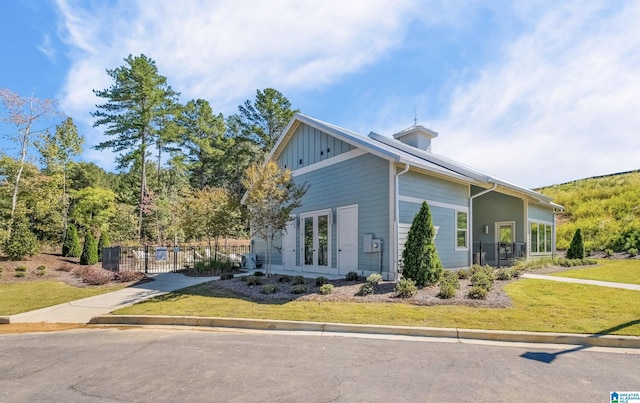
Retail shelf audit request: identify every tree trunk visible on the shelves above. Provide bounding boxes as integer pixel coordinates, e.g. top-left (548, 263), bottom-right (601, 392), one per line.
top-left (9, 124), bottom-right (29, 233)
top-left (139, 133), bottom-right (147, 243)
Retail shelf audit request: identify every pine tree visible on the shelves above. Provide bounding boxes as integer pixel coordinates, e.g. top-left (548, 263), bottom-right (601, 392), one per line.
top-left (80, 231), bottom-right (99, 265)
top-left (566, 228), bottom-right (585, 259)
top-left (97, 231), bottom-right (111, 262)
top-left (3, 211), bottom-right (38, 260)
top-left (401, 201), bottom-right (443, 286)
top-left (62, 225), bottom-right (81, 257)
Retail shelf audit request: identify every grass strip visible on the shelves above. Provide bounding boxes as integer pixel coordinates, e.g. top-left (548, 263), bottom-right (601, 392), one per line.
top-left (114, 279), bottom-right (640, 336)
top-left (550, 260), bottom-right (640, 285)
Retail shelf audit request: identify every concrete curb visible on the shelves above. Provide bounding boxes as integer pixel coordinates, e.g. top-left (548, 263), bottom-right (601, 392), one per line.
top-left (89, 315), bottom-right (640, 349)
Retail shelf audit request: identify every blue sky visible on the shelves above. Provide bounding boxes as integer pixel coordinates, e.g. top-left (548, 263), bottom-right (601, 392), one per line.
top-left (1, 0), bottom-right (639, 188)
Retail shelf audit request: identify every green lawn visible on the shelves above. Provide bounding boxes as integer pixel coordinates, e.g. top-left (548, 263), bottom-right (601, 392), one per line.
top-left (550, 259), bottom-right (640, 285)
top-left (0, 281), bottom-right (126, 315)
top-left (115, 276), bottom-right (640, 336)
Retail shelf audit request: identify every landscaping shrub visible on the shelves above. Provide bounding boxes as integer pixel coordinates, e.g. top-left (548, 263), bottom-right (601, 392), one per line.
top-left (468, 285), bottom-right (488, 300)
top-left (345, 271), bottom-right (359, 281)
top-left (319, 284), bottom-right (334, 295)
top-left (315, 276), bottom-right (329, 287)
top-left (240, 276), bottom-right (248, 282)
top-left (495, 268), bottom-right (512, 281)
top-left (278, 275), bottom-right (291, 283)
top-left (0, 266), bottom-right (3, 273)
top-left (80, 231), bottom-right (99, 265)
top-left (628, 248), bottom-right (638, 257)
top-left (261, 284), bottom-right (278, 294)
top-left (220, 273), bottom-right (234, 280)
top-left (456, 268), bottom-right (471, 279)
top-left (395, 278), bottom-right (417, 298)
top-left (293, 275), bottom-right (306, 285)
top-left (246, 276), bottom-right (263, 286)
top-left (437, 271), bottom-right (460, 299)
top-left (566, 229), bottom-right (586, 259)
top-left (76, 267), bottom-right (114, 285)
top-left (116, 270), bottom-right (144, 282)
top-left (613, 228), bottom-right (640, 253)
top-left (366, 273), bottom-right (383, 285)
top-left (97, 231), bottom-right (110, 262)
top-left (604, 248), bottom-right (614, 257)
top-left (58, 262), bottom-right (74, 272)
top-left (357, 282), bottom-right (375, 296)
top-left (401, 201), bottom-right (443, 286)
top-left (290, 284), bottom-right (307, 294)
top-left (37, 265), bottom-right (46, 271)
top-left (554, 258), bottom-right (597, 267)
top-left (15, 266), bottom-right (27, 272)
top-left (510, 266), bottom-right (525, 278)
top-left (470, 265), bottom-right (494, 291)
top-left (15, 272), bottom-right (26, 277)
top-left (254, 271), bottom-right (265, 277)
top-left (3, 213), bottom-right (38, 261)
top-left (62, 225), bottom-right (81, 258)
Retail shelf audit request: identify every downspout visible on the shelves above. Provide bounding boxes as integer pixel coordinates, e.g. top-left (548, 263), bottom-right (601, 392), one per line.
top-left (394, 162), bottom-right (410, 281)
top-left (469, 182), bottom-right (497, 266)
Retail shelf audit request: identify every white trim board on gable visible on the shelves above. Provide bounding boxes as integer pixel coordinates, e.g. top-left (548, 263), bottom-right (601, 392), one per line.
top-left (292, 148), bottom-right (367, 177)
top-left (399, 195), bottom-right (469, 212)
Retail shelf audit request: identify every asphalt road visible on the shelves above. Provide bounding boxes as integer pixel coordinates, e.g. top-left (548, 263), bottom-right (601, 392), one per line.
top-left (0, 328), bottom-right (638, 402)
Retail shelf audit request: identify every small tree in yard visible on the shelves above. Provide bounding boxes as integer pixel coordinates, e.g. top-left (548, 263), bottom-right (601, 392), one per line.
top-left (401, 201), bottom-right (443, 286)
top-left (243, 161), bottom-right (307, 276)
top-left (3, 209), bottom-right (38, 260)
top-left (566, 228), bottom-right (585, 259)
top-left (97, 231), bottom-right (111, 262)
top-left (80, 231), bottom-right (99, 265)
top-left (62, 224), bottom-right (81, 257)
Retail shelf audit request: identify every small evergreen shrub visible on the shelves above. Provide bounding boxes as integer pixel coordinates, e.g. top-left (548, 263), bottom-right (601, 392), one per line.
top-left (278, 275), bottom-right (291, 283)
top-left (437, 283), bottom-right (456, 299)
top-left (366, 273), bottom-right (383, 285)
top-left (345, 271), bottom-right (359, 281)
top-left (240, 275), bottom-right (248, 282)
top-left (293, 275), bottom-right (306, 285)
top-left (290, 284), bottom-right (307, 294)
top-left (566, 229), bottom-right (586, 259)
top-left (470, 265), bottom-right (494, 291)
top-left (604, 248), bottom-right (614, 257)
top-left (97, 231), bottom-right (110, 262)
top-left (628, 248), bottom-right (638, 257)
top-left (62, 225), bottom-right (81, 258)
top-left (80, 231), bottom-right (99, 265)
top-left (456, 268), bottom-right (471, 279)
top-left (37, 265), bottom-right (46, 271)
top-left (395, 278), bottom-right (417, 298)
top-left (254, 271), bottom-right (265, 277)
top-left (261, 284), bottom-right (278, 294)
top-left (437, 271), bottom-right (460, 299)
top-left (315, 276), bottom-right (329, 287)
top-left (401, 201), bottom-right (443, 286)
top-left (495, 268), bottom-right (512, 281)
top-left (220, 273), bottom-right (234, 280)
top-left (468, 286), bottom-right (488, 300)
top-left (15, 272), bottom-right (26, 277)
top-left (357, 282), bottom-right (375, 296)
top-left (246, 276), bottom-right (263, 286)
top-left (3, 213), bottom-right (39, 261)
top-left (0, 266), bottom-right (3, 273)
top-left (15, 266), bottom-right (27, 272)
top-left (319, 284), bottom-right (334, 295)
top-left (510, 266), bottom-right (525, 278)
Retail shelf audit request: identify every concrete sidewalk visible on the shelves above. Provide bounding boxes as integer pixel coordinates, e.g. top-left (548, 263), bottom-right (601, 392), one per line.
top-left (521, 273), bottom-right (640, 291)
top-left (5, 273), bottom-right (218, 324)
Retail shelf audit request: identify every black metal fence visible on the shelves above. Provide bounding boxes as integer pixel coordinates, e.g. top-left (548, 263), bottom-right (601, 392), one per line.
top-left (102, 245), bottom-right (251, 273)
top-left (473, 242), bottom-right (527, 267)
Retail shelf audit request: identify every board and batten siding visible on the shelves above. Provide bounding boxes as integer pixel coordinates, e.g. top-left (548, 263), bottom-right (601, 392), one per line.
top-left (397, 171), bottom-right (470, 268)
top-left (472, 189), bottom-right (525, 245)
top-left (277, 123), bottom-right (354, 171)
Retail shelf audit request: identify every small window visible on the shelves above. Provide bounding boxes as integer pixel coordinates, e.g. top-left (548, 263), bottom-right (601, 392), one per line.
top-left (456, 211), bottom-right (468, 249)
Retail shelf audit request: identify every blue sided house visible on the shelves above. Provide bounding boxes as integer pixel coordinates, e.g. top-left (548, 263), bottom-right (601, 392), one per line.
top-left (249, 113), bottom-right (563, 280)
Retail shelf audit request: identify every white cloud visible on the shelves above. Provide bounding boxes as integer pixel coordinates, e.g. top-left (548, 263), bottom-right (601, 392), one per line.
top-left (37, 34), bottom-right (57, 61)
top-left (54, 0), bottom-right (420, 170)
top-left (430, 1), bottom-right (640, 188)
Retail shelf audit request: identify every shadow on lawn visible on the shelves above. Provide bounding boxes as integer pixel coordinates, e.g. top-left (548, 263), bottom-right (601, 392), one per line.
top-left (521, 319), bottom-right (640, 364)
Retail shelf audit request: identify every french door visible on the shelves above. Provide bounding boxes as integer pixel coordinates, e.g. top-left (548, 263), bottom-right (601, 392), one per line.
top-left (301, 210), bottom-right (331, 271)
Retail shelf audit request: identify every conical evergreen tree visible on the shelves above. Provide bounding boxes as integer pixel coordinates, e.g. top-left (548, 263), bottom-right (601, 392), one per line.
top-left (62, 225), bottom-right (81, 257)
top-left (566, 228), bottom-right (585, 259)
top-left (80, 231), bottom-right (99, 265)
top-left (401, 201), bottom-right (443, 286)
top-left (3, 212), bottom-right (38, 261)
top-left (97, 231), bottom-right (110, 262)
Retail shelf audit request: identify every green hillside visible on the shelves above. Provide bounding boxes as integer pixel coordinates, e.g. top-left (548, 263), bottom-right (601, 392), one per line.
top-left (536, 170), bottom-right (640, 252)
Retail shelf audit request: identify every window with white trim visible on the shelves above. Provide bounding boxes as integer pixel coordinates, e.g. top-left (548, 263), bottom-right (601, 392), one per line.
top-left (530, 221), bottom-right (553, 253)
top-left (456, 211), bottom-right (468, 249)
